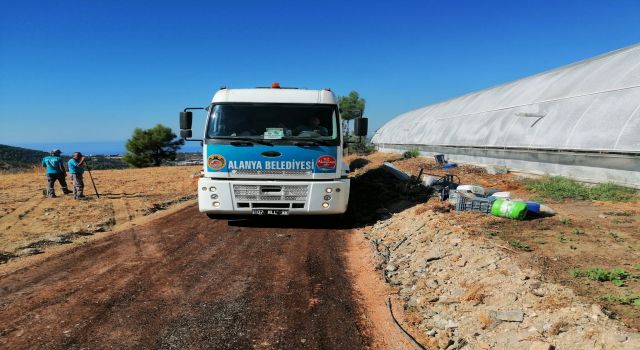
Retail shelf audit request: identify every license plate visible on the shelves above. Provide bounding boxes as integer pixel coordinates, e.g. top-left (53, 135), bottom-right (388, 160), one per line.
top-left (251, 209), bottom-right (289, 216)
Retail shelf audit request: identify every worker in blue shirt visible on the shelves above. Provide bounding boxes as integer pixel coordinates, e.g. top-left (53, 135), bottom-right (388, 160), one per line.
top-left (67, 152), bottom-right (86, 199)
top-left (41, 149), bottom-right (71, 197)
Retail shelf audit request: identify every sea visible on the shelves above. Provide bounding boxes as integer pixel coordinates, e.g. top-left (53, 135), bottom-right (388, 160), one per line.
top-left (13, 141), bottom-right (202, 156)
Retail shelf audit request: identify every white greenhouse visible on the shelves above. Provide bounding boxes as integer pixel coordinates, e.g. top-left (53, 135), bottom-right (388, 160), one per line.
top-left (372, 44), bottom-right (640, 187)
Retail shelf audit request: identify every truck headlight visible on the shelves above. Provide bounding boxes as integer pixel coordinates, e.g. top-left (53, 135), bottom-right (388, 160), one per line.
top-left (325, 188), bottom-right (333, 193)
top-left (209, 186), bottom-right (217, 192)
top-left (324, 195), bottom-right (331, 201)
top-left (322, 202), bottom-right (329, 208)
top-left (210, 194), bottom-right (218, 199)
top-left (201, 186), bottom-right (207, 191)
top-left (213, 201), bottom-right (220, 207)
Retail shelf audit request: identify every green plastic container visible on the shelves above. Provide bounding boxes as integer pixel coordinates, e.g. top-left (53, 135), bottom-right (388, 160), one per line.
top-left (491, 199), bottom-right (528, 220)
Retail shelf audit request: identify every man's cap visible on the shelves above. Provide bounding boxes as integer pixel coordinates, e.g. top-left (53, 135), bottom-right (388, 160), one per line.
top-left (51, 149), bottom-right (61, 155)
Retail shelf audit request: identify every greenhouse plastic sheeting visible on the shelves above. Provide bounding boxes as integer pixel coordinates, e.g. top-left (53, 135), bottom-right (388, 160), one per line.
top-left (372, 44), bottom-right (640, 153)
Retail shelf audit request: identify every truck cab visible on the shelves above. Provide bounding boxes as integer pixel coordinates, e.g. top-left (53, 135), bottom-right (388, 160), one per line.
top-left (179, 84), bottom-right (367, 217)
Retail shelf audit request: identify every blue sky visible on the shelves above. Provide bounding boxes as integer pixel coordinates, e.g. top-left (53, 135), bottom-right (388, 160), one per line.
top-left (1, 0), bottom-right (639, 145)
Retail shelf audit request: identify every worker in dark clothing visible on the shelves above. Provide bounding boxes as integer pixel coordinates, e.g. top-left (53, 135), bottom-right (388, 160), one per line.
top-left (41, 149), bottom-right (70, 197)
top-left (68, 152), bottom-right (86, 199)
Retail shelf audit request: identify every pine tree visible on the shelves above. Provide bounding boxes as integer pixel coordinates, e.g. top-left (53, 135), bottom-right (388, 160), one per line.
top-left (338, 91), bottom-right (366, 120)
top-left (122, 124), bottom-right (184, 167)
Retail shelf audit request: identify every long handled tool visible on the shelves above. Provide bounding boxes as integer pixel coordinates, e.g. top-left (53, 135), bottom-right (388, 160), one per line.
top-left (85, 163), bottom-right (100, 198)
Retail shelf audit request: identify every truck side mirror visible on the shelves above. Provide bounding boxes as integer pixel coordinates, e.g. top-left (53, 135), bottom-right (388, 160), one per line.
top-left (354, 117), bottom-right (368, 137)
top-left (180, 111), bottom-right (193, 130)
top-left (180, 129), bottom-right (192, 139)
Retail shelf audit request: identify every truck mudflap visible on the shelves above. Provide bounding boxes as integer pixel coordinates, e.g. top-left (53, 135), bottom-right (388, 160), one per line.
top-left (197, 178), bottom-right (350, 215)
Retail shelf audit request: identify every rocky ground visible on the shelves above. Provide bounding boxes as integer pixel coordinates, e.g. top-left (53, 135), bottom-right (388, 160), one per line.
top-left (366, 209), bottom-right (638, 349)
top-left (346, 152), bottom-right (639, 349)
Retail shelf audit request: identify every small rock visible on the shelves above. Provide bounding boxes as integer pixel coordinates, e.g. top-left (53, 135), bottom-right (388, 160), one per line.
top-left (591, 304), bottom-right (606, 317)
top-left (425, 252), bottom-right (443, 262)
top-left (478, 342), bottom-right (492, 350)
top-left (445, 320), bottom-right (457, 329)
top-left (533, 322), bottom-right (547, 333)
top-left (50, 236), bottom-right (71, 244)
top-left (386, 264), bottom-right (398, 272)
top-left (529, 341), bottom-right (552, 350)
top-left (425, 329), bottom-right (437, 337)
top-left (495, 310), bottom-right (524, 322)
top-left (407, 296), bottom-right (418, 308)
top-left (488, 263), bottom-right (497, 270)
top-left (428, 296), bottom-right (439, 302)
top-left (598, 214), bottom-right (607, 219)
top-left (436, 333), bottom-right (452, 348)
top-left (457, 259), bottom-right (467, 267)
top-left (613, 334), bottom-right (627, 342)
top-left (432, 315), bottom-right (450, 329)
top-left (389, 278), bottom-right (402, 286)
top-left (18, 248), bottom-right (43, 256)
top-left (503, 292), bottom-right (518, 303)
top-left (528, 280), bottom-right (542, 289)
top-left (531, 289), bottom-right (545, 297)
top-left (426, 279), bottom-right (439, 289)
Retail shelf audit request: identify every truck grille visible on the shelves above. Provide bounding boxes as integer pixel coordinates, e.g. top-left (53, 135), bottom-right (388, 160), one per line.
top-left (231, 169), bottom-right (312, 176)
top-left (233, 185), bottom-right (309, 201)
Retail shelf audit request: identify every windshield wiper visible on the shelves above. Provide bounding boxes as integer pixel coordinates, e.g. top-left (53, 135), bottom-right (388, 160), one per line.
top-left (281, 137), bottom-right (330, 146)
top-left (215, 137), bottom-right (273, 146)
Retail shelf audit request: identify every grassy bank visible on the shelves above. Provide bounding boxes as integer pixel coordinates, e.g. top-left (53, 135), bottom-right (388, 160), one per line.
top-left (524, 176), bottom-right (638, 202)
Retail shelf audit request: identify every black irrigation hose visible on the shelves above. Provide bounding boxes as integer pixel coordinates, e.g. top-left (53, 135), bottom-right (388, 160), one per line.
top-left (386, 297), bottom-right (427, 350)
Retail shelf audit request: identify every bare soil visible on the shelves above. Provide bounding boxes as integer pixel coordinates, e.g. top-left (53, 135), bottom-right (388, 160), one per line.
top-left (0, 166), bottom-right (200, 260)
top-left (346, 152), bottom-right (640, 331)
top-left (0, 206), bottom-right (396, 349)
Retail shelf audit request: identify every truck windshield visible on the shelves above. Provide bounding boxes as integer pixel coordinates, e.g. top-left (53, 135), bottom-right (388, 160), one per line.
top-left (206, 103), bottom-right (339, 144)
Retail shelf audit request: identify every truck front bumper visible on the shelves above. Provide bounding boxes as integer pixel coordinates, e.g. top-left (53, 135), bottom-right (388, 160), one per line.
top-left (197, 178), bottom-right (350, 215)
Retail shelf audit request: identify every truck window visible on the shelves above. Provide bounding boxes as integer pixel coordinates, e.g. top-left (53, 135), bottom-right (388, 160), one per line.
top-left (206, 104), bottom-right (338, 142)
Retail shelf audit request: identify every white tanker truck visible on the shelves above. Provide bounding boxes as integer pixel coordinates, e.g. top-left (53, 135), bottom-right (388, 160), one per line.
top-left (179, 83), bottom-right (367, 218)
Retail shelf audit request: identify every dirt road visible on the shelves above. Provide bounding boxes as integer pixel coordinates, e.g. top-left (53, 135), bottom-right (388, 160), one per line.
top-left (0, 205), bottom-right (376, 349)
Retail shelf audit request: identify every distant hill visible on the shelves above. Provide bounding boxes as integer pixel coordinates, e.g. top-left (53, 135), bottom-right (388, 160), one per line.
top-left (0, 144), bottom-right (49, 171)
top-left (0, 144), bottom-right (129, 172)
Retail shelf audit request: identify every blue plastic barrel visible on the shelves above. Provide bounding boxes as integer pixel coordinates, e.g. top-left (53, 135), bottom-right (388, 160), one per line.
top-left (523, 201), bottom-right (541, 214)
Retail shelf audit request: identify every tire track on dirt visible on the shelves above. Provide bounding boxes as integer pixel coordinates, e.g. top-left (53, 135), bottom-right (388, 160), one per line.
top-left (0, 196), bottom-right (44, 233)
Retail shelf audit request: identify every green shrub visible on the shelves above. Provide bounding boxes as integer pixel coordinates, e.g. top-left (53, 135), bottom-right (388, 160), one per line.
top-left (509, 239), bottom-right (532, 251)
top-left (570, 267), bottom-right (630, 286)
top-left (559, 217), bottom-right (572, 225)
top-left (601, 294), bottom-right (640, 306)
top-left (403, 148), bottom-right (420, 159)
